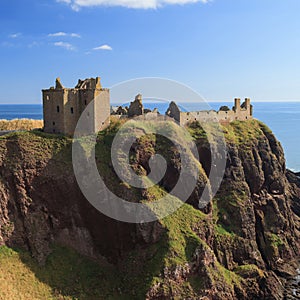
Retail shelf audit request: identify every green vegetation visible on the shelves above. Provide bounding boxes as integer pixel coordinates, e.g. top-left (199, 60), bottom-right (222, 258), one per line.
top-left (272, 234), bottom-right (285, 247)
top-left (212, 189), bottom-right (249, 236)
top-left (0, 245), bottom-right (119, 300)
top-left (214, 223), bottom-right (233, 237)
top-left (134, 183), bottom-right (242, 297)
top-left (187, 121), bottom-right (208, 141)
top-left (161, 203), bottom-right (207, 266)
top-left (0, 119), bottom-right (274, 298)
top-left (187, 119), bottom-right (269, 147)
top-left (266, 233), bottom-right (285, 248)
top-left (95, 119), bottom-right (142, 201)
top-left (209, 261), bottom-right (242, 290)
top-left (0, 203), bottom-right (225, 300)
top-left (222, 120), bottom-right (267, 145)
top-left (234, 264), bottom-right (264, 279)
top-left (0, 199), bottom-right (241, 299)
top-left (0, 131), bottom-right (72, 164)
top-left (116, 180), bottom-right (210, 297)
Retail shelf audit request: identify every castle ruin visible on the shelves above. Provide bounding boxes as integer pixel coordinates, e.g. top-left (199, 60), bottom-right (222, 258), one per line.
top-left (112, 95), bottom-right (253, 125)
top-left (42, 77), bottom-right (110, 135)
top-left (43, 76), bottom-right (253, 135)
top-left (165, 98), bottom-right (253, 125)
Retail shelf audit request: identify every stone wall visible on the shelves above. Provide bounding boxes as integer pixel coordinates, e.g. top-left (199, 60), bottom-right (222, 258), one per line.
top-left (167, 98), bottom-right (253, 126)
top-left (166, 101), bottom-right (181, 123)
top-left (94, 89), bottom-right (111, 132)
top-left (113, 96), bottom-right (253, 126)
top-left (43, 89), bottom-right (65, 134)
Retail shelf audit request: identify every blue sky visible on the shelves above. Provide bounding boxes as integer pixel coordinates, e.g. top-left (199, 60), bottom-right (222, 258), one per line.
top-left (1, 0), bottom-right (300, 103)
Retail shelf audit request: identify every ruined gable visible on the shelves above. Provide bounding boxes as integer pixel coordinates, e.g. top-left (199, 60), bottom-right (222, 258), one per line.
top-left (128, 94), bottom-right (144, 117)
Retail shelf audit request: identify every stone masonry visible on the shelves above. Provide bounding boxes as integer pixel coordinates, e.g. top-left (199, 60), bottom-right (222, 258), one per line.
top-left (166, 98), bottom-right (253, 125)
top-left (128, 94), bottom-right (144, 117)
top-left (42, 77), bottom-right (110, 135)
top-left (113, 95), bottom-right (253, 125)
top-left (43, 76), bottom-right (253, 135)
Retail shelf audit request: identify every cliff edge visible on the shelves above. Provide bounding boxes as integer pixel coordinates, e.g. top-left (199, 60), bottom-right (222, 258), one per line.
top-left (0, 119), bottom-right (299, 299)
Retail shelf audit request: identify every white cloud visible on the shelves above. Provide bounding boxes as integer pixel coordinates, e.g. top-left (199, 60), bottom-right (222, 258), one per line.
top-left (56, 0), bottom-right (71, 3)
top-left (54, 41), bottom-right (75, 50)
top-left (93, 44), bottom-right (113, 51)
top-left (56, 0), bottom-right (209, 10)
top-left (49, 32), bottom-right (67, 37)
top-left (48, 32), bottom-right (81, 38)
top-left (28, 41), bottom-right (41, 48)
top-left (9, 33), bottom-right (21, 38)
top-left (70, 33), bottom-right (81, 38)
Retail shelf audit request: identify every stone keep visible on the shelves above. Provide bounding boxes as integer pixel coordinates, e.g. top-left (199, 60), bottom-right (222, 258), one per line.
top-left (42, 77), bottom-right (110, 135)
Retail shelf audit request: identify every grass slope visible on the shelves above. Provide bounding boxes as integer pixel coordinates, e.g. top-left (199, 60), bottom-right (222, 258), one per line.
top-left (0, 245), bottom-right (119, 300)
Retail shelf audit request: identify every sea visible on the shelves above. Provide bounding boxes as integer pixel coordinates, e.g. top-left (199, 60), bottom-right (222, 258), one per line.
top-left (0, 102), bottom-right (299, 171)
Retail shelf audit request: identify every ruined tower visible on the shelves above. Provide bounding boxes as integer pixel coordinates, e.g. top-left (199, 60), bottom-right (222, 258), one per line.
top-left (234, 98), bottom-right (241, 112)
top-left (42, 77), bottom-right (110, 135)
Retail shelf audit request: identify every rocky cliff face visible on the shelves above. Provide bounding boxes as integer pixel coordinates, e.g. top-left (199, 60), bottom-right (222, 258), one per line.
top-left (0, 132), bottom-right (144, 264)
top-left (0, 120), bottom-right (299, 299)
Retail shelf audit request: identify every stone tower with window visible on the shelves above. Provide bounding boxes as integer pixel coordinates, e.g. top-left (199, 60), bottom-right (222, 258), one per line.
top-left (42, 77), bottom-right (110, 135)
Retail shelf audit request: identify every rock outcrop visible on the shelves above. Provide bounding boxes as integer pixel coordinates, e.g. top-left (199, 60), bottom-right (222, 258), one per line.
top-left (0, 119), bottom-right (299, 299)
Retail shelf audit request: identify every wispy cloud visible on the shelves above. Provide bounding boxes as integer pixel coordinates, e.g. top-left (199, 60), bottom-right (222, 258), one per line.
top-left (48, 32), bottom-right (81, 38)
top-left (54, 41), bottom-right (75, 50)
top-left (1, 41), bottom-right (14, 47)
top-left (56, 0), bottom-right (71, 3)
top-left (49, 32), bottom-right (67, 37)
top-left (9, 33), bottom-right (21, 39)
top-left (56, 0), bottom-right (80, 10)
top-left (70, 33), bottom-right (81, 38)
top-left (56, 0), bottom-right (210, 10)
top-left (28, 41), bottom-right (42, 48)
top-left (93, 44), bottom-right (113, 51)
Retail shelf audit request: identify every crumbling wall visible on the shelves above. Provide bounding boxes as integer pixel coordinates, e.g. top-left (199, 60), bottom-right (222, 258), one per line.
top-left (128, 94), bottom-right (144, 117)
top-left (166, 101), bottom-right (181, 123)
top-left (177, 98), bottom-right (253, 126)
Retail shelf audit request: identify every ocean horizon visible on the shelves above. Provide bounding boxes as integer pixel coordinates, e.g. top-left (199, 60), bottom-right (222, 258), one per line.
top-left (0, 102), bottom-right (299, 171)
